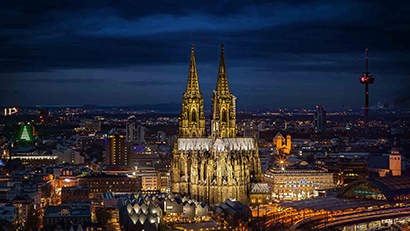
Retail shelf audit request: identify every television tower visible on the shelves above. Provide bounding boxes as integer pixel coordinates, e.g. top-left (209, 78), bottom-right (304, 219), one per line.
top-left (359, 48), bottom-right (374, 125)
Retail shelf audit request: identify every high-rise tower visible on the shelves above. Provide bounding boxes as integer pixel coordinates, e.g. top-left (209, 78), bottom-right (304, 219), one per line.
top-left (314, 105), bottom-right (326, 134)
top-left (359, 49), bottom-right (375, 125)
top-left (179, 44), bottom-right (206, 138)
top-left (125, 122), bottom-right (135, 142)
top-left (211, 44), bottom-right (237, 138)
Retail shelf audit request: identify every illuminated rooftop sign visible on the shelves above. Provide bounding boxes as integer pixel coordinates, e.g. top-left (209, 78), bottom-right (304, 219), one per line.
top-left (20, 125), bottom-right (33, 142)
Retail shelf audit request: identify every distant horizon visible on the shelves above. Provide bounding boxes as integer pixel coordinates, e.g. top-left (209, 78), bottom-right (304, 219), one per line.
top-left (3, 102), bottom-right (403, 112)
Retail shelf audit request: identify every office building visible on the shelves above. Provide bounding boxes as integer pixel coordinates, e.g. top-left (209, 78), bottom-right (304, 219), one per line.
top-left (53, 145), bottom-right (84, 165)
top-left (105, 134), bottom-right (127, 166)
top-left (79, 174), bottom-right (138, 201)
top-left (136, 125), bottom-right (146, 143)
top-left (126, 144), bottom-right (159, 167)
top-left (314, 105), bottom-right (326, 133)
top-left (126, 121), bottom-right (135, 142)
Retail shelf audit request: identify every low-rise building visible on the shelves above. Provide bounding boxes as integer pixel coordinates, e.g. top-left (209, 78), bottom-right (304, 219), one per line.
top-left (61, 187), bottom-right (89, 202)
top-left (9, 155), bottom-right (57, 167)
top-left (117, 192), bottom-right (208, 231)
top-left (43, 205), bottom-right (91, 231)
top-left (213, 199), bottom-right (251, 228)
top-left (79, 173), bottom-right (137, 201)
top-left (53, 145), bottom-right (84, 165)
top-left (324, 159), bottom-right (368, 185)
top-left (249, 183), bottom-right (271, 205)
top-left (368, 145), bottom-right (402, 177)
top-left (0, 205), bottom-right (17, 223)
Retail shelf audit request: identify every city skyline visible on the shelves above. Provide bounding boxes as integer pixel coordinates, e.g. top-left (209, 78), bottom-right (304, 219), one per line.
top-left (1, 1), bottom-right (410, 109)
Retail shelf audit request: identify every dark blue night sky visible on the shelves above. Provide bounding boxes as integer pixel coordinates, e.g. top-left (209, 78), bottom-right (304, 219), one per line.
top-left (1, 1), bottom-right (409, 109)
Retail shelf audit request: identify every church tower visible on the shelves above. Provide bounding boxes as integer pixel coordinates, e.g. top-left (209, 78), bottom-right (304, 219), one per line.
top-left (179, 44), bottom-right (206, 138)
top-left (172, 44), bottom-right (261, 205)
top-left (211, 44), bottom-right (237, 138)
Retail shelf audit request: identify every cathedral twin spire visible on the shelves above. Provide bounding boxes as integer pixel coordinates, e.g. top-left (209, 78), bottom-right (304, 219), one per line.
top-left (186, 44), bottom-right (200, 96)
top-left (212, 44), bottom-right (236, 138)
top-left (180, 44), bottom-right (236, 139)
top-left (216, 44), bottom-right (230, 96)
top-left (179, 44), bottom-right (205, 138)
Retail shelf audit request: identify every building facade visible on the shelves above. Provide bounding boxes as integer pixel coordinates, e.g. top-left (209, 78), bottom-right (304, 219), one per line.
top-left (126, 121), bottom-right (135, 142)
top-left (105, 134), bottom-right (127, 166)
top-left (263, 168), bottom-right (334, 200)
top-left (9, 155), bottom-right (57, 167)
top-left (273, 132), bottom-right (291, 155)
top-left (314, 105), bottom-right (326, 133)
top-left (61, 187), bottom-right (89, 202)
top-left (43, 205), bottom-right (91, 231)
top-left (136, 125), bottom-right (146, 143)
top-left (79, 174), bottom-right (138, 201)
top-left (172, 45), bottom-right (261, 205)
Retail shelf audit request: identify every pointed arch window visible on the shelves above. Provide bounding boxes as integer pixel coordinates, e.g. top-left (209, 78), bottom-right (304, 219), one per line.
top-left (192, 109), bottom-right (197, 122)
top-left (222, 109), bottom-right (228, 122)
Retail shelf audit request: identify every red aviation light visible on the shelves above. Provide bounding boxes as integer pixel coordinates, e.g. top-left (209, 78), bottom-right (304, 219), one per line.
top-left (360, 72), bottom-right (373, 84)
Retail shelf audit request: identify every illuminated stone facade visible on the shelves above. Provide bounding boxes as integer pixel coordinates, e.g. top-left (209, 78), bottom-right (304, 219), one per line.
top-left (273, 132), bottom-right (291, 155)
top-left (178, 45), bottom-right (206, 138)
top-left (263, 169), bottom-right (334, 200)
top-left (172, 45), bottom-right (261, 205)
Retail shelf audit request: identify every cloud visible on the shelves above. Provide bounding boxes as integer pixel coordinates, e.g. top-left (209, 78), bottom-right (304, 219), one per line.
top-left (122, 80), bottom-right (183, 86)
top-left (0, 0), bottom-right (409, 108)
top-left (11, 78), bottom-right (106, 83)
top-left (0, 1), bottom-right (409, 74)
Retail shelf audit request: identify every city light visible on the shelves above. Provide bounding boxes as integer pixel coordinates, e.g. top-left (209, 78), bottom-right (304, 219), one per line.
top-left (1, 3), bottom-right (407, 231)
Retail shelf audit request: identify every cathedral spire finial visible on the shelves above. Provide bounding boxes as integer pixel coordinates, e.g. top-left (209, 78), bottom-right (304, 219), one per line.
top-left (186, 44), bottom-right (200, 95)
top-left (216, 43), bottom-right (229, 94)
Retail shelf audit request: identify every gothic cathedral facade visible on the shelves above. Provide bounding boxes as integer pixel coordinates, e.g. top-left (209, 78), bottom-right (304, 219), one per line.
top-left (171, 44), bottom-right (262, 205)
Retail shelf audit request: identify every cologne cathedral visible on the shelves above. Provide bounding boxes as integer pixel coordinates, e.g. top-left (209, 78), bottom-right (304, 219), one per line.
top-left (171, 44), bottom-right (262, 205)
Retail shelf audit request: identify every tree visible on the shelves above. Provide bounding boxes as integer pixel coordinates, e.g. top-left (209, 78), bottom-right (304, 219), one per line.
top-left (95, 207), bottom-right (111, 226)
